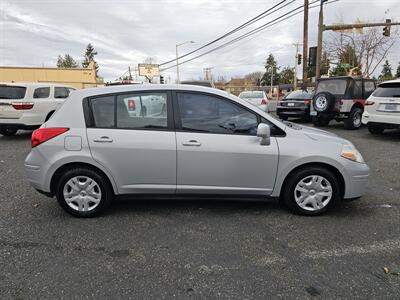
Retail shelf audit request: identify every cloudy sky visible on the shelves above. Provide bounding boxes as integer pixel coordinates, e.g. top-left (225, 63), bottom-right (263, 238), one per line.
top-left (1, 0), bottom-right (399, 82)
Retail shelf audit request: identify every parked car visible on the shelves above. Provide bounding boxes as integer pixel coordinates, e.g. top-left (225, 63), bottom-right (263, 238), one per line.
top-left (362, 79), bottom-right (400, 134)
top-left (0, 83), bottom-right (75, 136)
top-left (238, 90), bottom-right (269, 112)
top-left (25, 84), bottom-right (369, 217)
top-left (310, 77), bottom-right (376, 129)
top-left (276, 90), bottom-right (314, 121)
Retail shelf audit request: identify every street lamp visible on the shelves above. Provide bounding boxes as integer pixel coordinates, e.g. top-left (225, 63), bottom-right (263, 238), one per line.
top-left (176, 40), bottom-right (195, 84)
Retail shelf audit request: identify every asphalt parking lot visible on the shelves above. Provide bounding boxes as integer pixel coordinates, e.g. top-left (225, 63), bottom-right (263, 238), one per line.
top-left (0, 122), bottom-right (399, 299)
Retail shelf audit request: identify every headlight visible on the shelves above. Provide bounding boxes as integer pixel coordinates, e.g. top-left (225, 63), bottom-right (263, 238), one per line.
top-left (341, 144), bottom-right (365, 163)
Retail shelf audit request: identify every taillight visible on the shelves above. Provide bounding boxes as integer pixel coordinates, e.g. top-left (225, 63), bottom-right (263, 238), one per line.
top-left (261, 99), bottom-right (268, 105)
top-left (31, 127), bottom-right (69, 148)
top-left (304, 99), bottom-right (311, 105)
top-left (365, 100), bottom-right (375, 106)
top-left (12, 102), bottom-right (34, 110)
top-left (128, 100), bottom-right (136, 110)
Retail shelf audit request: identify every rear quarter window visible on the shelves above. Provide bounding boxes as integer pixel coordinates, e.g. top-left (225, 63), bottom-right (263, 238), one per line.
top-left (90, 96), bottom-right (115, 128)
top-left (33, 87), bottom-right (50, 98)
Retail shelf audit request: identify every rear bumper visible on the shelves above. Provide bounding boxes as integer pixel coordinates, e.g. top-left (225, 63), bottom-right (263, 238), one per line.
top-left (276, 106), bottom-right (309, 117)
top-left (362, 111), bottom-right (400, 127)
top-left (24, 149), bottom-right (52, 193)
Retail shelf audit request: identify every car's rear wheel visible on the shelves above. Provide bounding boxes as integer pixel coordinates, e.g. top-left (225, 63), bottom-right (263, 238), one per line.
top-left (56, 167), bottom-right (113, 217)
top-left (282, 166), bottom-right (340, 216)
top-left (344, 107), bottom-right (363, 130)
top-left (367, 124), bottom-right (385, 134)
top-left (312, 116), bottom-right (330, 127)
top-left (0, 128), bottom-right (18, 136)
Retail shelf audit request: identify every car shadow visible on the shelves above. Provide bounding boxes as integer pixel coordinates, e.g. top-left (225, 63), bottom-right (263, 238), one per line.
top-left (0, 130), bottom-right (32, 140)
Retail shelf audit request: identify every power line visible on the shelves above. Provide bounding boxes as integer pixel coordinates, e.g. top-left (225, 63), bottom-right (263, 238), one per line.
top-left (160, 0), bottom-right (339, 72)
top-left (159, 0), bottom-right (297, 66)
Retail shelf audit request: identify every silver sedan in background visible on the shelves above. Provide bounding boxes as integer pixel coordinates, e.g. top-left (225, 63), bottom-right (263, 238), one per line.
top-left (238, 90), bottom-right (270, 112)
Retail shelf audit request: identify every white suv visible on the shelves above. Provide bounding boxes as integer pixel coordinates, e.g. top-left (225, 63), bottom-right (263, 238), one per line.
top-left (0, 83), bottom-right (75, 136)
top-left (362, 79), bottom-right (400, 134)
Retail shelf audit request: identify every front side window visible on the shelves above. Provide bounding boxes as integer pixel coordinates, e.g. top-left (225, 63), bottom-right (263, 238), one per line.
top-left (117, 93), bottom-right (168, 129)
top-left (33, 87), bottom-right (50, 98)
top-left (177, 93), bottom-right (258, 135)
top-left (54, 87), bottom-right (71, 99)
top-left (91, 96), bottom-right (115, 128)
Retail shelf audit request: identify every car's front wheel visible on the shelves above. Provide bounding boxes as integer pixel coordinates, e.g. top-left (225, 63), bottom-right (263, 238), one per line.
top-left (282, 166), bottom-right (340, 215)
top-left (0, 128), bottom-right (18, 136)
top-left (56, 167), bottom-right (113, 217)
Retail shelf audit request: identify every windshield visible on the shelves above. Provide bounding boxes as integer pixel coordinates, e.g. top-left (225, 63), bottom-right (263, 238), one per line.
top-left (316, 79), bottom-right (347, 95)
top-left (372, 83), bottom-right (400, 98)
top-left (0, 86), bottom-right (27, 99)
top-left (239, 92), bottom-right (264, 98)
top-left (284, 90), bottom-right (313, 100)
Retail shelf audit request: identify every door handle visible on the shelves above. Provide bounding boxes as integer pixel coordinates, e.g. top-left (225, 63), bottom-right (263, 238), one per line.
top-left (93, 136), bottom-right (113, 143)
top-left (182, 140), bottom-right (201, 147)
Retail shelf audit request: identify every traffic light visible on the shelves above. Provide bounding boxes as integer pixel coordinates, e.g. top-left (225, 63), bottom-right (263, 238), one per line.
top-left (297, 53), bottom-right (302, 65)
top-left (383, 19), bottom-right (391, 37)
top-left (160, 75), bottom-right (164, 84)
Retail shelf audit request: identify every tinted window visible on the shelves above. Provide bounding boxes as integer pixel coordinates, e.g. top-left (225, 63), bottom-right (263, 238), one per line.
top-left (0, 86), bottom-right (26, 99)
top-left (364, 81), bottom-right (375, 98)
top-left (284, 90), bottom-right (313, 100)
top-left (354, 81), bottom-right (363, 98)
top-left (33, 87), bottom-right (50, 98)
top-left (372, 83), bottom-right (400, 98)
top-left (117, 93), bottom-right (168, 129)
top-left (91, 96), bottom-right (115, 128)
top-left (54, 87), bottom-right (71, 99)
top-left (316, 79), bottom-right (347, 95)
top-left (177, 93), bottom-right (258, 135)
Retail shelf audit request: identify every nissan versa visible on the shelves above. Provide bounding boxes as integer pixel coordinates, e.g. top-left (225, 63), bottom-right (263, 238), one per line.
top-left (24, 85), bottom-right (370, 217)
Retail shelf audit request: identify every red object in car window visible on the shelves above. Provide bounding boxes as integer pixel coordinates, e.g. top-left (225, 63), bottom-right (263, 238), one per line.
top-left (261, 99), bottom-right (268, 105)
top-left (128, 100), bottom-right (136, 110)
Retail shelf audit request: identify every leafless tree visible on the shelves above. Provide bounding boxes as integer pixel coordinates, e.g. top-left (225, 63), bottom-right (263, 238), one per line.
top-left (324, 27), bottom-right (399, 77)
top-left (244, 71), bottom-right (264, 81)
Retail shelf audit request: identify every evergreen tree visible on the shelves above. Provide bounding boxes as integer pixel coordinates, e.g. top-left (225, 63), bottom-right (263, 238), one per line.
top-left (82, 43), bottom-right (99, 75)
top-left (261, 54), bottom-right (279, 85)
top-left (279, 66), bottom-right (294, 84)
top-left (379, 60), bottom-right (393, 81)
top-left (56, 54), bottom-right (78, 68)
top-left (396, 62), bottom-right (400, 78)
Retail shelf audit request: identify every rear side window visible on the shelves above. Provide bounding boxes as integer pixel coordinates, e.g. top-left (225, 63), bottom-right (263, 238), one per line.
top-left (90, 96), bottom-right (115, 128)
top-left (0, 86), bottom-right (26, 99)
top-left (54, 87), bottom-right (71, 99)
top-left (372, 83), bottom-right (400, 98)
top-left (33, 87), bottom-right (50, 98)
top-left (116, 93), bottom-right (168, 129)
top-left (353, 81), bottom-right (363, 99)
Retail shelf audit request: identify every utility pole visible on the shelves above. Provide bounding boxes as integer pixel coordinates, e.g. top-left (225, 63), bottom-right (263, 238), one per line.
top-left (175, 41), bottom-right (195, 84)
top-left (293, 43), bottom-right (301, 90)
top-left (270, 66), bottom-right (274, 98)
top-left (302, 0), bottom-right (309, 89)
top-left (128, 66), bottom-right (132, 80)
top-left (315, 0), bottom-right (326, 79)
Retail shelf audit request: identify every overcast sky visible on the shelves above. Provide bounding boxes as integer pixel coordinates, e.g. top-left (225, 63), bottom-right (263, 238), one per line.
top-left (1, 0), bottom-right (399, 82)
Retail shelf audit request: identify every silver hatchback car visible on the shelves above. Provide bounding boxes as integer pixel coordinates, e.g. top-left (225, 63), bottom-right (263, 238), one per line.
top-left (25, 85), bottom-right (369, 217)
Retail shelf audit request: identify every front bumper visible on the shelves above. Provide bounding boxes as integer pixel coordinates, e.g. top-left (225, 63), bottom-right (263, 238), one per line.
top-left (341, 160), bottom-right (370, 199)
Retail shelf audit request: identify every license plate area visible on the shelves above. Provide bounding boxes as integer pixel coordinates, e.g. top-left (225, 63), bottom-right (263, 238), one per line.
top-left (379, 103), bottom-right (400, 112)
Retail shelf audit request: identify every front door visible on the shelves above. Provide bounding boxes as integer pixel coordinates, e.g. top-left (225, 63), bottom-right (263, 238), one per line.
top-left (174, 92), bottom-right (279, 195)
top-left (87, 91), bottom-right (176, 194)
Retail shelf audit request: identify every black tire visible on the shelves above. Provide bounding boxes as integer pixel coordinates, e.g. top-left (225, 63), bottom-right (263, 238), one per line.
top-left (312, 92), bottom-right (336, 113)
top-left (344, 106), bottom-right (363, 130)
top-left (282, 166), bottom-right (341, 216)
top-left (368, 124), bottom-right (385, 134)
top-left (55, 167), bottom-right (113, 217)
top-left (279, 115), bottom-right (288, 121)
top-left (45, 111), bottom-right (55, 122)
top-left (312, 116), bottom-right (330, 127)
top-left (0, 128), bottom-right (18, 136)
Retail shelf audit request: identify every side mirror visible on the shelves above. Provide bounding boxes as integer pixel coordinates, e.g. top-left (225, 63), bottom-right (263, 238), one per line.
top-left (257, 123), bottom-right (271, 146)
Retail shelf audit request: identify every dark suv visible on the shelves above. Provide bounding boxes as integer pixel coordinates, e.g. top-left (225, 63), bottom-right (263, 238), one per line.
top-left (310, 77), bottom-right (376, 129)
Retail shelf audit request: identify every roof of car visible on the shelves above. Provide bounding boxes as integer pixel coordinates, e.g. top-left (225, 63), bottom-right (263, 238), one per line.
top-left (71, 84), bottom-right (231, 98)
top-left (0, 82), bottom-right (74, 88)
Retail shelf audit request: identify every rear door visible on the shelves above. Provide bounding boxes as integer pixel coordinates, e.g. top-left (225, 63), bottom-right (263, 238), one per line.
top-left (174, 91), bottom-right (279, 195)
top-left (86, 91), bottom-right (177, 194)
top-left (0, 85), bottom-right (27, 119)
